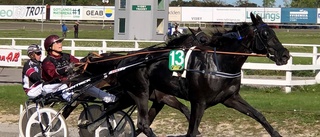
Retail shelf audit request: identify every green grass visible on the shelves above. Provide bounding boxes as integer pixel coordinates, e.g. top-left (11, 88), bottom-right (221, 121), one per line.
top-left (0, 85), bottom-right (28, 114)
top-left (0, 29), bottom-right (114, 39)
top-left (276, 29), bottom-right (320, 44)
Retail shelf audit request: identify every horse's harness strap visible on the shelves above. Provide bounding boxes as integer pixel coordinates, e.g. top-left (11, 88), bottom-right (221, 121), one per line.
top-left (213, 47), bottom-right (219, 71)
top-left (186, 69), bottom-right (241, 78)
top-left (87, 49), bottom-right (172, 64)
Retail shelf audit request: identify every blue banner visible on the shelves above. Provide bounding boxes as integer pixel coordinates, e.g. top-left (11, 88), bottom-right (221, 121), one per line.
top-left (281, 8), bottom-right (317, 23)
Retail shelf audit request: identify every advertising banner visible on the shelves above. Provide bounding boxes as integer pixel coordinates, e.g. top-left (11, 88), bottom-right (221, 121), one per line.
top-left (0, 5), bottom-right (46, 20)
top-left (212, 7), bottom-right (246, 22)
top-left (50, 6), bottom-right (82, 20)
top-left (169, 7), bottom-right (181, 22)
top-left (0, 49), bottom-right (21, 67)
top-left (245, 8), bottom-right (281, 23)
top-left (181, 7), bottom-right (213, 22)
top-left (281, 8), bottom-right (317, 23)
top-left (82, 6), bottom-right (114, 20)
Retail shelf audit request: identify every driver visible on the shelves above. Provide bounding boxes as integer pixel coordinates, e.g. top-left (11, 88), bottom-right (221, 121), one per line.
top-left (42, 34), bottom-right (117, 103)
top-left (22, 44), bottom-right (43, 99)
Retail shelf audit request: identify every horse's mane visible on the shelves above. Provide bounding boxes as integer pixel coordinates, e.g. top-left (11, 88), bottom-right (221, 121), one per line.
top-left (229, 23), bottom-right (250, 33)
top-left (128, 34), bottom-right (194, 54)
top-left (166, 34), bottom-right (192, 47)
top-left (207, 23), bottom-right (251, 48)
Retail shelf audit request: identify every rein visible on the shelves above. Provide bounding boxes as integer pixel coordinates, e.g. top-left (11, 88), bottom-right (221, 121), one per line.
top-left (76, 48), bottom-right (267, 72)
top-left (83, 48), bottom-right (266, 65)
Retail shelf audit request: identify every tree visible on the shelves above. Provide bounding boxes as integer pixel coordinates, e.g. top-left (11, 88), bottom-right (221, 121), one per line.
top-left (283, 0), bottom-right (291, 7)
top-left (235, 0), bottom-right (247, 6)
top-left (262, 0), bottom-right (276, 7)
top-left (291, 0), bottom-right (319, 8)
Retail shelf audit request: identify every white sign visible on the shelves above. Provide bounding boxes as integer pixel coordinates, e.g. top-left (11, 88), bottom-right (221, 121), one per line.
top-left (82, 6), bottom-right (114, 20)
top-left (0, 49), bottom-right (21, 67)
top-left (317, 8), bottom-right (320, 24)
top-left (169, 7), bottom-right (181, 22)
top-left (181, 7), bottom-right (213, 22)
top-left (0, 5), bottom-right (46, 19)
top-left (245, 8), bottom-right (281, 23)
top-left (50, 6), bottom-right (82, 20)
top-left (213, 7), bottom-right (246, 22)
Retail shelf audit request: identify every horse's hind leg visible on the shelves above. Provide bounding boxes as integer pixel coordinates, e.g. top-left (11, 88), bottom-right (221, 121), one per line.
top-left (222, 93), bottom-right (281, 137)
top-left (152, 90), bottom-right (191, 122)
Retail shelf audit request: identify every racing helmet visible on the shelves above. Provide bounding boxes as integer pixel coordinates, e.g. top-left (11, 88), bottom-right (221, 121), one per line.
top-left (44, 35), bottom-right (64, 51)
top-left (27, 44), bottom-right (42, 55)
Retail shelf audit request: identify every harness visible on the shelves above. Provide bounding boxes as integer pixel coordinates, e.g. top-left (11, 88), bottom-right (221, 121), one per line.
top-left (48, 53), bottom-right (71, 71)
top-left (176, 47), bottom-right (241, 79)
top-left (45, 53), bottom-right (71, 83)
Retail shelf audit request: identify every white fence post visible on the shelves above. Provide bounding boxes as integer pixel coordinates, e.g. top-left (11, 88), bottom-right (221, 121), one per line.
top-left (312, 46), bottom-right (318, 66)
top-left (101, 40), bottom-right (107, 54)
top-left (71, 40), bottom-right (75, 56)
top-left (315, 46), bottom-right (320, 83)
top-left (285, 57), bottom-right (293, 93)
top-left (134, 40), bottom-right (139, 49)
top-left (11, 38), bottom-right (16, 48)
top-left (40, 39), bottom-right (46, 59)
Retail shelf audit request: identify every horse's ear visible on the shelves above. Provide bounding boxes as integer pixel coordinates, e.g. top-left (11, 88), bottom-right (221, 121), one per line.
top-left (250, 12), bottom-right (258, 25)
top-left (256, 14), bottom-right (263, 22)
top-left (197, 27), bottom-right (202, 32)
top-left (188, 27), bottom-right (192, 32)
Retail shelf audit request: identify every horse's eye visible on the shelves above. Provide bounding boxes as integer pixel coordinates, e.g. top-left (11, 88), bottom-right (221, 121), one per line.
top-left (261, 30), bottom-right (269, 39)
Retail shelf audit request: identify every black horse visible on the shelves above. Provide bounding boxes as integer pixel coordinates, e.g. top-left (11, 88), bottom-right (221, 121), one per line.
top-left (72, 27), bottom-right (209, 135)
top-left (114, 13), bottom-right (290, 137)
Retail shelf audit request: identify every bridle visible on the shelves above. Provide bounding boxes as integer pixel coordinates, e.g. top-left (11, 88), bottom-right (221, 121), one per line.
top-left (234, 23), bottom-right (275, 59)
top-left (189, 29), bottom-right (208, 44)
top-left (252, 23), bottom-right (278, 58)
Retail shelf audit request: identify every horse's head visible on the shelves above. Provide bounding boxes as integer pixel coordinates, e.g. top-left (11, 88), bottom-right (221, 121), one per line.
top-left (188, 27), bottom-right (209, 44)
top-left (249, 12), bottom-right (290, 65)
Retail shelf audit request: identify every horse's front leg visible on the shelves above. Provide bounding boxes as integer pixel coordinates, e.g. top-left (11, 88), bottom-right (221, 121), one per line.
top-left (135, 100), bottom-right (164, 135)
top-left (127, 91), bottom-right (156, 137)
top-left (187, 101), bottom-right (206, 137)
top-left (222, 93), bottom-right (281, 137)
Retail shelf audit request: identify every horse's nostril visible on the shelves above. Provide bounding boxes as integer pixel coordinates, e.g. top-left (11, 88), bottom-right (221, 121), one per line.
top-left (283, 55), bottom-right (288, 58)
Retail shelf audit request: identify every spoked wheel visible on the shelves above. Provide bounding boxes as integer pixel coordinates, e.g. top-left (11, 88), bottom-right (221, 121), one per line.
top-left (19, 104), bottom-right (38, 137)
top-left (78, 104), bottom-right (103, 137)
top-left (99, 110), bottom-right (136, 137)
top-left (25, 107), bottom-right (68, 137)
top-left (78, 105), bottom-right (135, 137)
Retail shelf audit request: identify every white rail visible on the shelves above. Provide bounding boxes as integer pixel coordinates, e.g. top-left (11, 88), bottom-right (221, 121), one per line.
top-left (1, 38), bottom-right (320, 93)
